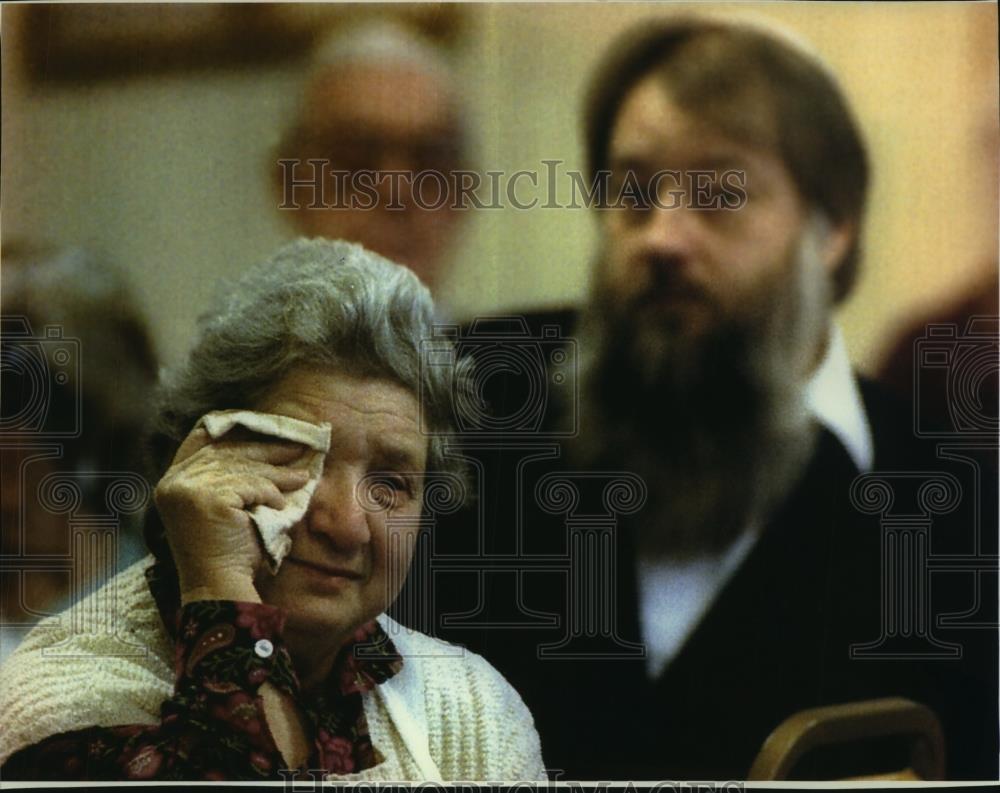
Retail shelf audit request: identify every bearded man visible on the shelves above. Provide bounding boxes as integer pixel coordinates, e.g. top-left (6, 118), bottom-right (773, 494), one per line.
top-left (411, 16), bottom-right (997, 780)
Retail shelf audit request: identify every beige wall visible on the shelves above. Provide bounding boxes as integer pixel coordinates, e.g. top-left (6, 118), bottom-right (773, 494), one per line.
top-left (3, 3), bottom-right (998, 374)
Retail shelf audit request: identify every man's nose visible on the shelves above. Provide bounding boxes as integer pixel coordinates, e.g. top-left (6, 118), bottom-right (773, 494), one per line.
top-left (374, 149), bottom-right (417, 207)
top-left (306, 471), bottom-right (371, 547)
top-left (636, 204), bottom-right (700, 265)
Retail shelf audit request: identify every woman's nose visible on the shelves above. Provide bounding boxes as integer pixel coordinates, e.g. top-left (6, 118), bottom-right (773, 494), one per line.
top-left (305, 470), bottom-right (371, 547)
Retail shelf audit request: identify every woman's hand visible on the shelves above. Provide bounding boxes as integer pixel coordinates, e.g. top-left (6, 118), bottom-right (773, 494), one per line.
top-left (154, 426), bottom-right (310, 604)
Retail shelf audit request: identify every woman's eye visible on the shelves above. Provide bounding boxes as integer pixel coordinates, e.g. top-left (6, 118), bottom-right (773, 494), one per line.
top-left (384, 476), bottom-right (411, 493)
top-left (366, 474), bottom-right (413, 508)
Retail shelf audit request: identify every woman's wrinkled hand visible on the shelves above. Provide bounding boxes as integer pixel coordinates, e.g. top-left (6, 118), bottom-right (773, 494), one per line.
top-left (154, 426), bottom-right (310, 604)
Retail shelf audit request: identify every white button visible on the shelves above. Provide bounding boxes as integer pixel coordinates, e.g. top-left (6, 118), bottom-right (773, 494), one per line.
top-left (254, 639), bottom-right (274, 659)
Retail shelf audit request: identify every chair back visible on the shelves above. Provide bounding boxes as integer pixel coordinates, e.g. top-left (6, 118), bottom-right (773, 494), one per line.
top-left (747, 697), bottom-right (945, 780)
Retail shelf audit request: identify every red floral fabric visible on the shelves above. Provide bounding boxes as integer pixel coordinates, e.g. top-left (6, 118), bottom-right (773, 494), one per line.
top-left (2, 598), bottom-right (402, 780)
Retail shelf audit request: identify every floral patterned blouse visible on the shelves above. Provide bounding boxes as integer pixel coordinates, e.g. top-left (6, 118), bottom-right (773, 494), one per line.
top-left (1, 595), bottom-right (403, 780)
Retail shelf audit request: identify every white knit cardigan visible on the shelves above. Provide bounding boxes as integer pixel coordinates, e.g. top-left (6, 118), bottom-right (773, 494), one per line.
top-left (0, 557), bottom-right (546, 781)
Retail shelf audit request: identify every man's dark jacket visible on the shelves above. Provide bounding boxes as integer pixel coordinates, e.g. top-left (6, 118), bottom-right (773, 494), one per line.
top-left (394, 309), bottom-right (998, 780)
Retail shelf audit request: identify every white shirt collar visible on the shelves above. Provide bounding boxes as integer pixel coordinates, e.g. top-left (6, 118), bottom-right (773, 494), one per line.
top-left (803, 323), bottom-right (874, 473)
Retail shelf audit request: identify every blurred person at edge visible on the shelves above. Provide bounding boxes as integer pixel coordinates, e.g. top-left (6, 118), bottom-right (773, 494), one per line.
top-left (416, 17), bottom-right (998, 780)
top-left (0, 246), bottom-right (158, 664)
top-left (0, 239), bottom-right (545, 782)
top-left (274, 21), bottom-right (467, 292)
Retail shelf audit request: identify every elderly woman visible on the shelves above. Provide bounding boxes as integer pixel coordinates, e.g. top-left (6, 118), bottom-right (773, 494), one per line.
top-left (0, 240), bottom-right (545, 781)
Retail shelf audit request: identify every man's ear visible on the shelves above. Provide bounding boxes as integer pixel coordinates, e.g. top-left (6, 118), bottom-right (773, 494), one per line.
top-left (270, 144), bottom-right (310, 235)
top-left (821, 219), bottom-right (856, 276)
top-left (271, 146), bottom-right (293, 208)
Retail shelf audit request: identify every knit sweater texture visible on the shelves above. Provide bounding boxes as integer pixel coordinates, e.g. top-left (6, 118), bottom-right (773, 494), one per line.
top-left (0, 557), bottom-right (546, 781)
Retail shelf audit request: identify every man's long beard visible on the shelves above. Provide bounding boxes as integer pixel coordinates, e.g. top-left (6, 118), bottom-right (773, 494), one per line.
top-left (571, 217), bottom-right (833, 558)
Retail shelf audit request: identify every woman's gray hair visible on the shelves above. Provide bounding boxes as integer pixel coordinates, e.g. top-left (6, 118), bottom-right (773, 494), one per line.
top-left (149, 238), bottom-right (468, 480)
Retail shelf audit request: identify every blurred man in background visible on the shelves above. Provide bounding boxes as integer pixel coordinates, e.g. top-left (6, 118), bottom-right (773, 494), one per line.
top-left (419, 17), bottom-right (997, 779)
top-left (1, 247), bottom-right (159, 663)
top-left (274, 21), bottom-right (467, 291)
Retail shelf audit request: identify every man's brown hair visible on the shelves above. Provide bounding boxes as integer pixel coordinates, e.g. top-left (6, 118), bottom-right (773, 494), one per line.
top-left (584, 17), bottom-right (870, 302)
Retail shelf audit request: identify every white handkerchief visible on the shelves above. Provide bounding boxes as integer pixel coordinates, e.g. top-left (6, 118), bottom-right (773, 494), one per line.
top-left (199, 409), bottom-right (332, 573)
